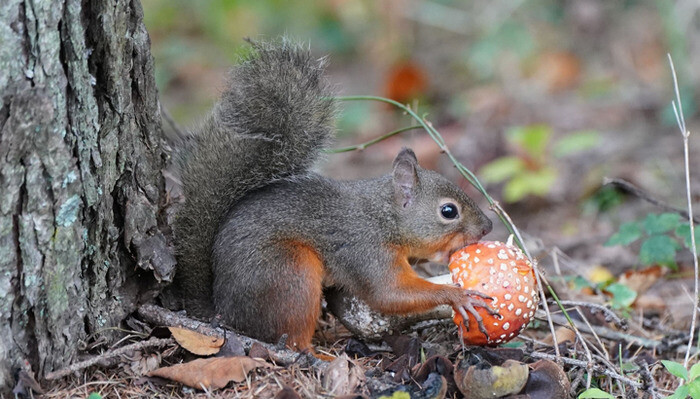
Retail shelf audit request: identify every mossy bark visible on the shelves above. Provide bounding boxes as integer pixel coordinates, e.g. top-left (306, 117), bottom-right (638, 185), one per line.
top-left (0, 0), bottom-right (173, 391)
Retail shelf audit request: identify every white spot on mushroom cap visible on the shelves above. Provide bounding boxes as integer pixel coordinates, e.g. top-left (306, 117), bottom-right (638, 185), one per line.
top-left (503, 281), bottom-right (510, 288)
top-left (504, 294), bottom-right (512, 300)
top-left (518, 295), bottom-right (526, 303)
top-left (502, 322), bottom-right (510, 330)
top-left (515, 308), bottom-right (522, 316)
top-left (507, 303), bottom-right (514, 311)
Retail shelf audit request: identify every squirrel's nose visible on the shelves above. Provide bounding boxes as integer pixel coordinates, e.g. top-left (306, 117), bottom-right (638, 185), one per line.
top-left (481, 218), bottom-right (493, 237)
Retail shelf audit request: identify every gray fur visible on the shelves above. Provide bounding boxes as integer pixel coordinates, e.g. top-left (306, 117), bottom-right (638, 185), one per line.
top-left (172, 40), bottom-right (493, 347)
top-left (172, 40), bottom-right (336, 316)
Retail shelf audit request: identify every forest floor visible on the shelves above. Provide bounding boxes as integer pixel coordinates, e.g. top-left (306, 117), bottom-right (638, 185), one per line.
top-left (37, 2), bottom-right (700, 398)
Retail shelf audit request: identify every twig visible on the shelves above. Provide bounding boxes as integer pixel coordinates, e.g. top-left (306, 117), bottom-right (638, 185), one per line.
top-left (546, 313), bottom-right (698, 356)
top-left (557, 300), bottom-right (625, 328)
top-left (45, 337), bottom-right (175, 380)
top-left (668, 54), bottom-right (699, 369)
top-left (528, 351), bottom-right (643, 389)
top-left (159, 102), bottom-right (187, 139)
top-left (136, 304), bottom-right (328, 369)
top-left (603, 177), bottom-right (699, 224)
top-left (325, 125), bottom-right (424, 153)
top-left (335, 95), bottom-right (561, 359)
top-left (636, 359), bottom-right (662, 399)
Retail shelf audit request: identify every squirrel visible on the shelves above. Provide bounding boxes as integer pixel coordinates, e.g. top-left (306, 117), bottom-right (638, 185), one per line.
top-left (171, 39), bottom-right (495, 351)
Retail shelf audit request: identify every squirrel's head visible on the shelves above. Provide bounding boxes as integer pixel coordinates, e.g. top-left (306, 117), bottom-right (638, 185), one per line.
top-left (391, 148), bottom-right (492, 264)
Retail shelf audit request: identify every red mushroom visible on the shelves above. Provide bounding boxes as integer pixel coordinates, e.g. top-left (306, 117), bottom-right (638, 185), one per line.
top-left (448, 240), bottom-right (538, 345)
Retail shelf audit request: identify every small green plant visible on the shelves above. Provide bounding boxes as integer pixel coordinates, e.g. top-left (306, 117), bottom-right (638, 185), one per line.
top-left (661, 360), bottom-right (700, 398)
top-left (578, 387), bottom-right (615, 398)
top-left (567, 274), bottom-right (636, 312)
top-left (605, 212), bottom-right (700, 270)
top-left (479, 124), bottom-right (600, 202)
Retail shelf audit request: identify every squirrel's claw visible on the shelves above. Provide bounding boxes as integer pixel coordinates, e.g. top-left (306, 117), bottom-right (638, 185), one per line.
top-left (461, 289), bottom-right (493, 300)
top-left (456, 293), bottom-right (499, 341)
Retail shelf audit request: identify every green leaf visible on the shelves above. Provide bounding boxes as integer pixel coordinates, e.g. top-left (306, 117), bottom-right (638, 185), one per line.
top-left (480, 156), bottom-right (525, 184)
top-left (662, 360), bottom-right (689, 380)
top-left (690, 363), bottom-right (700, 381)
top-left (502, 168), bottom-right (557, 202)
top-left (607, 282), bottom-right (637, 309)
top-left (605, 222), bottom-right (642, 247)
top-left (578, 387), bottom-right (615, 398)
top-left (676, 223), bottom-right (700, 249)
top-left (87, 393), bottom-right (103, 399)
top-left (688, 378), bottom-right (700, 399)
top-left (667, 384), bottom-right (689, 399)
top-left (644, 213), bottom-right (682, 235)
top-left (570, 275), bottom-right (594, 291)
top-left (554, 130), bottom-right (601, 158)
top-left (506, 124), bottom-right (552, 158)
top-left (639, 235), bottom-right (679, 268)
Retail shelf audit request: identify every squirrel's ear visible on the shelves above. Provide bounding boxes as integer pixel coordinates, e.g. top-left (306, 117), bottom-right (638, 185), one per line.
top-left (392, 148), bottom-right (418, 208)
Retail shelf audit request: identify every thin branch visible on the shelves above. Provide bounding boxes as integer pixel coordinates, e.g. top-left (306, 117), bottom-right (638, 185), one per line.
top-left (527, 351), bottom-right (643, 390)
top-left (45, 337), bottom-right (175, 380)
top-left (668, 54), bottom-right (699, 369)
top-left (159, 102), bottom-right (187, 139)
top-left (325, 125), bottom-right (424, 153)
top-left (136, 304), bottom-right (328, 370)
top-left (603, 177), bottom-right (699, 224)
top-left (557, 300), bottom-right (625, 328)
top-left (335, 95), bottom-right (561, 360)
top-left (546, 313), bottom-right (698, 355)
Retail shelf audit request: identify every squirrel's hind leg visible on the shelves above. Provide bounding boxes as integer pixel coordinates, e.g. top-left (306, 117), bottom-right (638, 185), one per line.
top-left (275, 241), bottom-right (325, 350)
top-left (213, 238), bottom-right (325, 350)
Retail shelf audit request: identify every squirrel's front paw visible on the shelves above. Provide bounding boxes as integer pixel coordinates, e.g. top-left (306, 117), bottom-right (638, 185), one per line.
top-left (453, 291), bottom-right (499, 340)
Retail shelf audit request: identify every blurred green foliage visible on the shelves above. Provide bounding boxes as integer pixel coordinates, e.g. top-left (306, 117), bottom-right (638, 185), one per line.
top-left (479, 125), bottom-right (600, 202)
top-left (605, 212), bottom-right (699, 270)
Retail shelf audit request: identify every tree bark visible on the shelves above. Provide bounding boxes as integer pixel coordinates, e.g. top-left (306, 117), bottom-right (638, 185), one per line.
top-left (0, 0), bottom-right (173, 392)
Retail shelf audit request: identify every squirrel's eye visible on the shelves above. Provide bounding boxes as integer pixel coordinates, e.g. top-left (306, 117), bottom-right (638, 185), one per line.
top-left (440, 203), bottom-right (459, 219)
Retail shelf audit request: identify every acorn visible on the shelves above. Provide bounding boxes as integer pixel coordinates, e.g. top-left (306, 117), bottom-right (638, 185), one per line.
top-left (449, 240), bottom-right (538, 345)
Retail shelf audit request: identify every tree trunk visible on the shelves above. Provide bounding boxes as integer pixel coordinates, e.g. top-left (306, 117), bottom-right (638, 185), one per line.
top-left (0, 0), bottom-right (173, 392)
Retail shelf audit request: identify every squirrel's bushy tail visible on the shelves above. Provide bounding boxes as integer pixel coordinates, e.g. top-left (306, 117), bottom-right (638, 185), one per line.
top-left (172, 40), bottom-right (336, 316)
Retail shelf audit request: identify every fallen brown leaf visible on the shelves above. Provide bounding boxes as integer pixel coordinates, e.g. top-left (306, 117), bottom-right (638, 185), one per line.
top-left (619, 265), bottom-right (664, 296)
top-left (147, 356), bottom-right (268, 390)
top-left (322, 354), bottom-right (365, 396)
top-left (168, 326), bottom-right (224, 356)
top-left (543, 326), bottom-right (576, 346)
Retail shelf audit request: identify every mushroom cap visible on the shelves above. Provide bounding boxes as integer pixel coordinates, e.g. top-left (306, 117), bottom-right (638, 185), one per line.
top-left (448, 241), bottom-right (538, 346)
